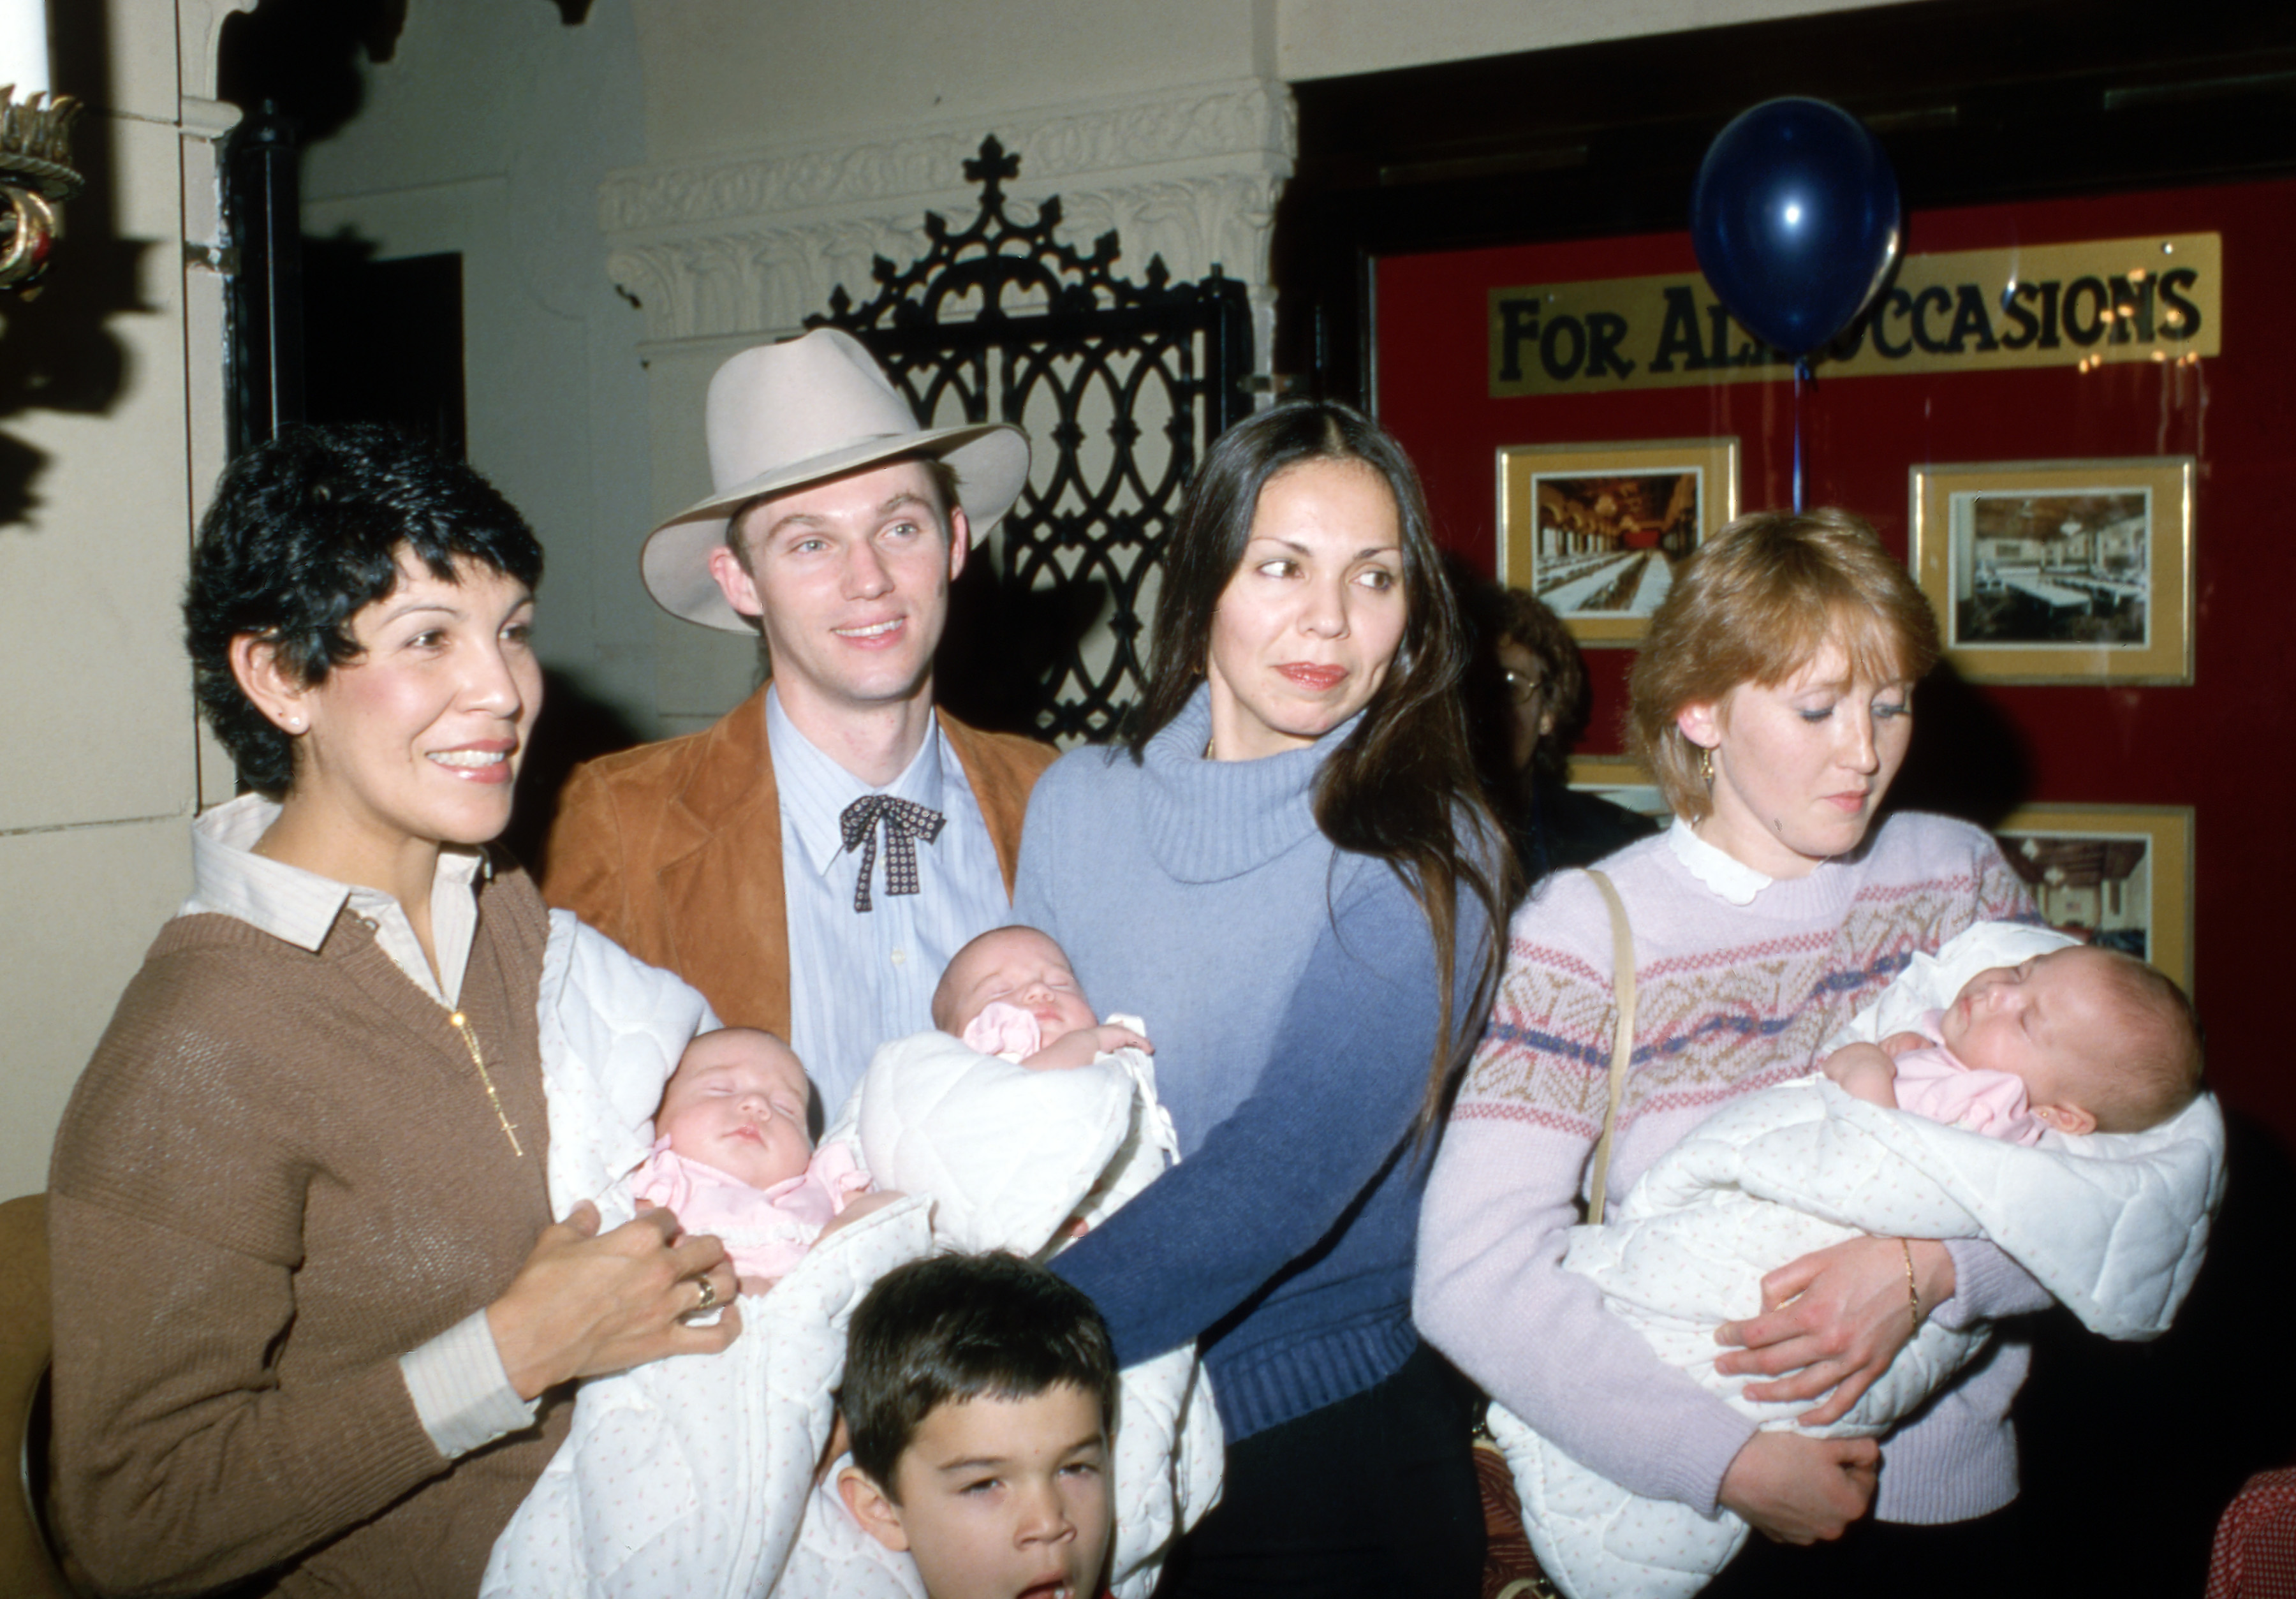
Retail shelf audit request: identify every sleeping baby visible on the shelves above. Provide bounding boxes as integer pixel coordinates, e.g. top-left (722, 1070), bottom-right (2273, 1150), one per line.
top-left (790, 926), bottom-right (1219, 1599)
top-left (485, 912), bottom-right (1216, 1599)
top-left (1819, 941), bottom-right (2198, 1142)
top-left (932, 924), bottom-right (1152, 1072)
top-left (1488, 922), bottom-right (2226, 1599)
top-left (629, 1026), bottom-right (885, 1294)
top-left (483, 1021), bottom-right (929, 1599)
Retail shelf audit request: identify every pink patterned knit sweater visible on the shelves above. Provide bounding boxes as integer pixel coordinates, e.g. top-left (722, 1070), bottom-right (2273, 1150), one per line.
top-left (1417, 812), bottom-right (2045, 1524)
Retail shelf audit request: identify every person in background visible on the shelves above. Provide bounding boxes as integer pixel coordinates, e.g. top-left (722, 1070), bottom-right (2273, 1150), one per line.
top-left (1461, 578), bottom-right (1657, 887)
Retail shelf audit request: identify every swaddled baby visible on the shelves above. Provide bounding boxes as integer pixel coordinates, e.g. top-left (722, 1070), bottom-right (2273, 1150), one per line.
top-left (485, 1012), bottom-right (933, 1599)
top-left (793, 928), bottom-right (1219, 1599)
top-left (631, 1027), bottom-right (888, 1293)
top-left (1821, 941), bottom-right (2200, 1142)
top-left (1489, 923), bottom-right (2224, 1599)
top-left (933, 924), bottom-right (1152, 1072)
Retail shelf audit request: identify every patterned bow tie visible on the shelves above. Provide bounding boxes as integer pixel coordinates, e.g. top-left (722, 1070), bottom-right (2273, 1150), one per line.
top-left (839, 795), bottom-right (946, 913)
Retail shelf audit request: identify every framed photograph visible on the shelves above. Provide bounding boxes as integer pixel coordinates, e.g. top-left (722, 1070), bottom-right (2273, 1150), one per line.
top-left (1564, 756), bottom-right (1671, 821)
top-left (1910, 457), bottom-right (2195, 684)
top-left (1498, 438), bottom-right (1740, 646)
top-left (1993, 804), bottom-right (2193, 992)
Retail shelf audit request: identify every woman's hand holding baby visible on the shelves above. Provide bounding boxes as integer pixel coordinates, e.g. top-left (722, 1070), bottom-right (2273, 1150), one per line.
top-left (1718, 1431), bottom-right (1880, 1544)
top-left (487, 1200), bottom-right (742, 1400)
top-left (1713, 1234), bottom-right (1955, 1426)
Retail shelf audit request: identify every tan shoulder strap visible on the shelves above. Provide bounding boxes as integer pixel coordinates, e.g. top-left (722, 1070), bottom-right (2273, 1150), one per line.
top-left (1582, 868), bottom-right (1636, 1227)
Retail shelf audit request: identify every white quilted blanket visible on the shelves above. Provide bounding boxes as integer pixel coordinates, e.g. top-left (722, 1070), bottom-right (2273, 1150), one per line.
top-left (1494, 1064), bottom-right (2225, 1599)
top-left (483, 920), bottom-right (1218, 1597)
top-left (781, 1024), bottom-right (1223, 1599)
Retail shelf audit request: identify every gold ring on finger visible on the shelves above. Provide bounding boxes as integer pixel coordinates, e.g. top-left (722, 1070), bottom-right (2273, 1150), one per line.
top-left (693, 1274), bottom-right (718, 1313)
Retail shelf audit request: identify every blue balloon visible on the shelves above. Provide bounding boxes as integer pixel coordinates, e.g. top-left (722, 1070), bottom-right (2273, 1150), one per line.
top-left (1691, 98), bottom-right (1901, 358)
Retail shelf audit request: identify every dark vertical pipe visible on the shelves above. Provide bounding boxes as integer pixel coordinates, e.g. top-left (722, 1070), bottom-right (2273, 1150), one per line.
top-left (223, 99), bottom-right (302, 455)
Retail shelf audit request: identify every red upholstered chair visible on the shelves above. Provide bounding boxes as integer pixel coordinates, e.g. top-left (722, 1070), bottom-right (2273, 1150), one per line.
top-left (2210, 1466), bottom-right (2296, 1599)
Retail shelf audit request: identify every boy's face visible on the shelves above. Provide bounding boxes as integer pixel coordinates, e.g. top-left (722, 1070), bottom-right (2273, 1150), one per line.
top-left (1936, 946), bottom-right (2116, 1126)
top-left (943, 929), bottom-right (1098, 1049)
top-left (654, 1029), bottom-right (813, 1189)
top-left (841, 1383), bottom-right (1112, 1599)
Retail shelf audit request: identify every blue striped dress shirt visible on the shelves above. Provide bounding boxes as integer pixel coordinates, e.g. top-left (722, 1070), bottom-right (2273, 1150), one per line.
top-left (767, 686), bottom-right (1013, 1120)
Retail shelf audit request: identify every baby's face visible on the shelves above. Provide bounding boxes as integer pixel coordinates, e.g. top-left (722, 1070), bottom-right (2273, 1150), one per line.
top-left (656, 1029), bottom-right (813, 1190)
top-left (1936, 946), bottom-right (2117, 1117)
top-left (943, 929), bottom-right (1098, 1049)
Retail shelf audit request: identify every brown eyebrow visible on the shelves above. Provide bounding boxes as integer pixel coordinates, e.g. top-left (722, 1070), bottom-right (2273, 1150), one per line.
top-left (761, 492), bottom-right (934, 542)
top-left (932, 1453), bottom-right (1017, 1477)
top-left (1246, 535), bottom-right (1401, 561)
top-left (930, 1431), bottom-right (1107, 1477)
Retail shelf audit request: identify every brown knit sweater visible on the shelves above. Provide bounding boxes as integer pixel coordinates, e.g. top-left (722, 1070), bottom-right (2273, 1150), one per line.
top-left (47, 869), bottom-right (571, 1596)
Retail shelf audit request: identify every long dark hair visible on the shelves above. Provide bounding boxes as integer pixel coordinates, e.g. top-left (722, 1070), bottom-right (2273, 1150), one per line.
top-left (1132, 402), bottom-right (1514, 1126)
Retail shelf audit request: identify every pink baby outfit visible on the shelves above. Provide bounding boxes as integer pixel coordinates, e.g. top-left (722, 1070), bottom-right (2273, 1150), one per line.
top-left (627, 1138), bottom-right (871, 1283)
top-left (961, 999), bottom-right (1045, 1061)
top-left (1892, 1008), bottom-right (2046, 1146)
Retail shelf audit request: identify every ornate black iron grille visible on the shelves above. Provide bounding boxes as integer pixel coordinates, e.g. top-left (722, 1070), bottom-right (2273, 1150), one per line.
top-left (807, 135), bottom-right (1253, 744)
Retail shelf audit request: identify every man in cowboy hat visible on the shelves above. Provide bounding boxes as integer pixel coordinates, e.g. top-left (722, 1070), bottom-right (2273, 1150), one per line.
top-left (543, 329), bottom-right (1055, 1116)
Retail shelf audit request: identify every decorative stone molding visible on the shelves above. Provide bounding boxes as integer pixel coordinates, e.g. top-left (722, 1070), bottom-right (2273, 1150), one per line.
top-left (600, 78), bottom-right (1292, 348)
top-left (179, 0), bottom-right (259, 105)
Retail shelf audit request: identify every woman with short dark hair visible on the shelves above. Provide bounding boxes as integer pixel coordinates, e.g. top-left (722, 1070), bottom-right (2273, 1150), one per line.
top-left (1419, 508), bottom-right (2043, 1585)
top-left (48, 425), bottom-right (739, 1595)
top-left (1015, 401), bottom-right (1512, 1595)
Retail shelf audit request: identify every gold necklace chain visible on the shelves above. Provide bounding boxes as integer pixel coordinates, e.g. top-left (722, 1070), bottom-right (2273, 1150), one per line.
top-left (446, 1010), bottom-right (524, 1157)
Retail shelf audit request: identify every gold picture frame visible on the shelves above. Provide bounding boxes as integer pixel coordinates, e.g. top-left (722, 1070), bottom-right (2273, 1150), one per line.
top-left (1498, 438), bottom-right (1740, 647)
top-left (1994, 804), bottom-right (2194, 992)
top-left (1910, 457), bottom-right (2195, 684)
top-left (1564, 756), bottom-right (1670, 822)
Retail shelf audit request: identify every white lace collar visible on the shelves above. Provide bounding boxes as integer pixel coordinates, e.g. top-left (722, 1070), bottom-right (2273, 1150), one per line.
top-left (1665, 816), bottom-right (1774, 906)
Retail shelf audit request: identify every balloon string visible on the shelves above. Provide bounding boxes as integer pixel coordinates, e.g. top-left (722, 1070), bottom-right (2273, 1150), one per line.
top-left (1792, 357), bottom-right (1812, 513)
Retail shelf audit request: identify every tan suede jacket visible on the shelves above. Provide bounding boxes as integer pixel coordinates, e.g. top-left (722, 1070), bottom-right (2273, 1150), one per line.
top-left (540, 686), bottom-right (1056, 1038)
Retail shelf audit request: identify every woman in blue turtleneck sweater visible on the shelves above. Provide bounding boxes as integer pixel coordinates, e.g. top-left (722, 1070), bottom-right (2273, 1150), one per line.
top-left (1015, 402), bottom-right (1513, 1596)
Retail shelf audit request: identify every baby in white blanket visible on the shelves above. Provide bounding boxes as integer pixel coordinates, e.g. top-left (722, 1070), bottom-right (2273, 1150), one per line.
top-left (485, 913), bottom-right (1217, 1599)
top-left (795, 927), bottom-right (1219, 1599)
top-left (633, 1027), bottom-right (889, 1291)
top-left (936, 924), bottom-right (1153, 1073)
top-left (1820, 940), bottom-right (2201, 1143)
top-left (1492, 922), bottom-right (2225, 1599)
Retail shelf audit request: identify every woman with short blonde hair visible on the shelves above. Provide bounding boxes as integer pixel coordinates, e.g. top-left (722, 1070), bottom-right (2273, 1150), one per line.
top-left (1630, 507), bottom-right (1940, 820)
top-left (1419, 507), bottom-right (2043, 1585)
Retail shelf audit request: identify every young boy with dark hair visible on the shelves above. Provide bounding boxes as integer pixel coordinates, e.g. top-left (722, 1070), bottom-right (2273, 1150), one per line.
top-left (837, 1253), bottom-right (1119, 1599)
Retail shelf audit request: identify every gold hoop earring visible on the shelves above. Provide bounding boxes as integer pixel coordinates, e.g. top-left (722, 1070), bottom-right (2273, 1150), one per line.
top-left (1698, 746), bottom-right (1714, 785)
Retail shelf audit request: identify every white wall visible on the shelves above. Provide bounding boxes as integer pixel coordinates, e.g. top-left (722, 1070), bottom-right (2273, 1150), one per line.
top-left (300, 1), bottom-right (657, 739)
top-left (1276, 0), bottom-right (1906, 80)
top-left (628, 0), bottom-right (1277, 165)
top-left (0, 0), bottom-right (246, 1199)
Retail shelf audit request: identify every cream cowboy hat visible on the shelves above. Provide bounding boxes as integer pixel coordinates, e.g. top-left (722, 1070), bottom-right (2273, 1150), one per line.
top-left (641, 328), bottom-right (1031, 631)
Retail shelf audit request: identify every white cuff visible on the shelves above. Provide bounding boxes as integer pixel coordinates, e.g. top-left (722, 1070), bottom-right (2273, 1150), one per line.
top-left (400, 1308), bottom-right (538, 1459)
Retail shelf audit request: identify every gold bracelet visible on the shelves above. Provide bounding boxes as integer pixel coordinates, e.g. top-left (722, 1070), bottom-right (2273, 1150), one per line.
top-left (1899, 1238), bottom-right (1922, 1334)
